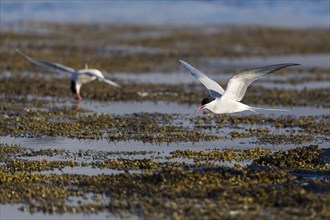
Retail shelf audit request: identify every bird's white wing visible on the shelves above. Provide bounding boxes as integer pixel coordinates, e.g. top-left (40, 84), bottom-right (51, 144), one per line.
top-left (222, 63), bottom-right (300, 101)
top-left (16, 49), bottom-right (76, 74)
top-left (179, 60), bottom-right (225, 98)
top-left (100, 78), bottom-right (121, 88)
top-left (80, 69), bottom-right (121, 88)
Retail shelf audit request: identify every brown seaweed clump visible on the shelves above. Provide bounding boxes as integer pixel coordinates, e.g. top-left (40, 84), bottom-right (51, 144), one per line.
top-left (0, 144), bottom-right (329, 219)
top-left (254, 145), bottom-right (330, 170)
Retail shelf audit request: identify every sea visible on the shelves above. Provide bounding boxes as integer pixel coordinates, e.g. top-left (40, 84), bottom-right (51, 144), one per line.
top-left (1, 0), bottom-right (329, 28)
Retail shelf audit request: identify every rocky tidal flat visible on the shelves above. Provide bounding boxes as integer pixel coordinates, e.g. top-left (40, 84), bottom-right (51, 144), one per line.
top-left (0, 22), bottom-right (329, 219)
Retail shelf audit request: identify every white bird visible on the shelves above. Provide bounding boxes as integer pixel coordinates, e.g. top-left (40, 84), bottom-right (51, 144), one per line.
top-left (179, 60), bottom-right (299, 114)
top-left (16, 49), bottom-right (121, 100)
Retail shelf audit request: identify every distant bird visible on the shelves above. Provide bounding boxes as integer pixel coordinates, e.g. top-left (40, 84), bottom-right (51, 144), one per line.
top-left (180, 60), bottom-right (299, 114)
top-left (16, 49), bottom-right (120, 100)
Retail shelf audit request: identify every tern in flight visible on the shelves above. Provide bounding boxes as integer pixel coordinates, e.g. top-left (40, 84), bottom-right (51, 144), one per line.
top-left (180, 60), bottom-right (299, 114)
top-left (17, 49), bottom-right (121, 100)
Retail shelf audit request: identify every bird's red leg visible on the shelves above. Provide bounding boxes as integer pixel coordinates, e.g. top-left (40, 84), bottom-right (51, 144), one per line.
top-left (75, 93), bottom-right (82, 100)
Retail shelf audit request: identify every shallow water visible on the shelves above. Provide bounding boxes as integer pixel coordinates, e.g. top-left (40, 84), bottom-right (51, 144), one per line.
top-left (79, 100), bottom-right (330, 116)
top-left (203, 54), bottom-right (330, 69)
top-left (0, 204), bottom-right (126, 220)
top-left (0, 136), bottom-right (257, 153)
top-left (255, 81), bottom-right (330, 91)
top-left (111, 54), bottom-right (329, 85)
top-left (1, 128), bottom-right (326, 155)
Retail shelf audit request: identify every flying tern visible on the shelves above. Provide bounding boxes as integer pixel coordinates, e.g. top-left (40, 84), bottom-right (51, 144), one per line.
top-left (179, 60), bottom-right (299, 114)
top-left (17, 49), bottom-right (121, 100)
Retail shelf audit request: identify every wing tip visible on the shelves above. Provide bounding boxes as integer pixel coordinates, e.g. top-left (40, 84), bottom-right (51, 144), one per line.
top-left (277, 63), bottom-right (301, 67)
top-left (16, 48), bottom-right (32, 61)
top-left (179, 59), bottom-right (192, 70)
top-left (113, 82), bottom-right (121, 88)
top-left (278, 63), bottom-right (301, 70)
top-left (103, 78), bottom-right (121, 88)
top-left (248, 63), bottom-right (301, 75)
top-left (179, 59), bottom-right (187, 65)
top-left (287, 63), bottom-right (301, 66)
top-left (16, 48), bottom-right (24, 56)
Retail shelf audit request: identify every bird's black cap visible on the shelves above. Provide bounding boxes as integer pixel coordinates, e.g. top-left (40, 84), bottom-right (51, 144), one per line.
top-left (71, 80), bottom-right (77, 94)
top-left (201, 96), bottom-right (215, 105)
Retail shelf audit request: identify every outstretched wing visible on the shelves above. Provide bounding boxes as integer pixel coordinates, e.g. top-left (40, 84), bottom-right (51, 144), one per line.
top-left (16, 49), bottom-right (75, 74)
top-left (79, 69), bottom-right (121, 88)
top-left (179, 60), bottom-right (225, 98)
top-left (222, 63), bottom-right (300, 101)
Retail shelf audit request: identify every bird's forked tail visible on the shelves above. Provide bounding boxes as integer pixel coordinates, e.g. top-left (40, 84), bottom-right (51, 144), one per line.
top-left (251, 106), bottom-right (290, 113)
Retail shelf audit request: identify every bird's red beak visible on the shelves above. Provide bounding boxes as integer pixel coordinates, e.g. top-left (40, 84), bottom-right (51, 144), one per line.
top-left (195, 105), bottom-right (206, 113)
top-left (75, 93), bottom-right (82, 101)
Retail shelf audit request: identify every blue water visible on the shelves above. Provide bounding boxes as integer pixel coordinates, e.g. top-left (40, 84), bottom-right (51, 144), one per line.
top-left (1, 0), bottom-right (329, 28)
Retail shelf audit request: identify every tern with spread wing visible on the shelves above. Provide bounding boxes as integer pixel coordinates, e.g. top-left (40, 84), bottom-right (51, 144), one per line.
top-left (17, 49), bottom-right (121, 100)
top-left (180, 60), bottom-right (299, 114)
